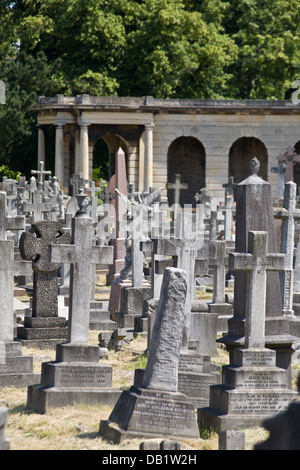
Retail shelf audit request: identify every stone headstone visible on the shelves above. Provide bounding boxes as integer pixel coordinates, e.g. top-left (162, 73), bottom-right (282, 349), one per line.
top-left (0, 192), bottom-right (40, 388)
top-left (218, 430), bottom-right (245, 451)
top-left (17, 220), bottom-right (70, 348)
top-left (198, 231), bottom-right (298, 432)
top-left (26, 193), bottom-right (121, 412)
top-left (220, 157), bottom-right (296, 386)
top-left (99, 268), bottom-right (200, 442)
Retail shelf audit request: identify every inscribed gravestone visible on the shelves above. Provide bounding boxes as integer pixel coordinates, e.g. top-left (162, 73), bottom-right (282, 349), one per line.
top-left (18, 220), bottom-right (70, 348)
top-left (27, 194), bottom-right (121, 412)
top-left (220, 157), bottom-right (296, 385)
top-left (198, 231), bottom-right (298, 431)
top-left (99, 268), bottom-right (199, 443)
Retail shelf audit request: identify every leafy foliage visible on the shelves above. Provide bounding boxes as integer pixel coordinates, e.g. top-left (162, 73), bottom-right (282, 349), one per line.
top-left (0, 0), bottom-right (299, 174)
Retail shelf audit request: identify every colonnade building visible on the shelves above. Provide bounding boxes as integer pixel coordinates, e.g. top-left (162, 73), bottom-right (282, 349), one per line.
top-left (32, 95), bottom-right (300, 202)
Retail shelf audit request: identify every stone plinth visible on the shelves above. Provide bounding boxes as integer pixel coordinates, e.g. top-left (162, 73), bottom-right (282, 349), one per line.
top-left (99, 386), bottom-right (199, 443)
top-left (0, 342), bottom-right (40, 388)
top-left (198, 347), bottom-right (298, 431)
top-left (26, 343), bottom-right (121, 413)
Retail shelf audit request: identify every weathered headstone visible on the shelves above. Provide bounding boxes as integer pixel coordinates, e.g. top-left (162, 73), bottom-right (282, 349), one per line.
top-left (26, 193), bottom-right (121, 412)
top-left (22, 191), bottom-right (51, 222)
top-left (278, 146), bottom-right (300, 184)
top-left (198, 231), bottom-right (298, 431)
top-left (99, 268), bottom-right (200, 442)
top-left (273, 182), bottom-right (300, 344)
top-left (219, 157), bottom-right (297, 387)
top-left (0, 192), bottom-right (40, 388)
top-left (17, 220), bottom-right (70, 349)
top-left (107, 148), bottom-right (128, 285)
top-left (218, 430), bottom-right (245, 451)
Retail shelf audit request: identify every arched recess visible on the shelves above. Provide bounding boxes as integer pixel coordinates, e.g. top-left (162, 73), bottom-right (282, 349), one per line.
top-left (167, 136), bottom-right (206, 206)
top-left (92, 134), bottom-right (129, 181)
top-left (293, 140), bottom-right (300, 193)
top-left (229, 137), bottom-right (268, 183)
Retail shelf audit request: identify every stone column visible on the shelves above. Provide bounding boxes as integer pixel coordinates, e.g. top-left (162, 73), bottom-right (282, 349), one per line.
top-left (79, 122), bottom-right (90, 182)
top-left (55, 123), bottom-right (64, 186)
top-left (74, 127), bottom-right (81, 174)
top-left (37, 125), bottom-right (45, 167)
top-left (144, 123), bottom-right (154, 191)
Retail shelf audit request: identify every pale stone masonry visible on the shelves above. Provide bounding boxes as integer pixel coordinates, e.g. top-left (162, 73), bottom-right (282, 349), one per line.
top-left (32, 95), bottom-right (300, 199)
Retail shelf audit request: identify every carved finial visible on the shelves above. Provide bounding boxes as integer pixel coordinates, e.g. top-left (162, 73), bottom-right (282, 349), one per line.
top-left (75, 188), bottom-right (89, 218)
top-left (250, 157), bottom-right (260, 175)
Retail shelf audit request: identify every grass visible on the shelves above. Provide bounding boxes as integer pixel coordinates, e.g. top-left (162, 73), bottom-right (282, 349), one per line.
top-left (0, 332), bottom-right (273, 451)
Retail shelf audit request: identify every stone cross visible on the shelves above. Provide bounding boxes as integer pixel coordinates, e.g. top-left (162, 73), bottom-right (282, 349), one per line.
top-left (217, 195), bottom-right (235, 241)
top-left (223, 176), bottom-right (237, 198)
top-left (208, 240), bottom-right (227, 304)
top-left (207, 210), bottom-right (220, 240)
top-left (152, 206), bottom-right (216, 349)
top-left (229, 231), bottom-right (285, 348)
top-left (22, 191), bottom-right (52, 221)
top-left (278, 146), bottom-right (300, 183)
top-left (167, 173), bottom-right (188, 206)
top-left (274, 181), bottom-right (300, 315)
top-left (31, 161), bottom-right (52, 189)
top-left (19, 220), bottom-right (71, 318)
top-left (2, 179), bottom-right (18, 216)
top-left (50, 193), bottom-right (114, 343)
top-left (86, 180), bottom-right (101, 222)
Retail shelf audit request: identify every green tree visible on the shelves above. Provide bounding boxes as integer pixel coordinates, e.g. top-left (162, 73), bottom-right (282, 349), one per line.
top-left (223, 0), bottom-right (300, 99)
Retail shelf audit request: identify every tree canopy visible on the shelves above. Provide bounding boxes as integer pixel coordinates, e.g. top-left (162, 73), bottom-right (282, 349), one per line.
top-left (0, 0), bottom-right (300, 174)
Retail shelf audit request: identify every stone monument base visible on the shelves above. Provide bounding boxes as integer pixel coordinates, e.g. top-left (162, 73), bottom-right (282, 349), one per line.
top-left (99, 386), bottom-right (200, 444)
top-left (17, 315), bottom-right (68, 349)
top-left (198, 347), bottom-right (298, 431)
top-left (0, 342), bottom-right (40, 388)
top-left (26, 342), bottom-right (121, 413)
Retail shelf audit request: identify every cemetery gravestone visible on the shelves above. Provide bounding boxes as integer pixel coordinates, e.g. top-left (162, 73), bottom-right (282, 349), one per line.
top-left (254, 374), bottom-right (300, 450)
top-left (17, 220), bottom-right (70, 349)
top-left (198, 231), bottom-right (298, 431)
top-left (99, 268), bottom-right (200, 443)
top-left (219, 157), bottom-right (297, 387)
top-left (26, 193), bottom-right (121, 412)
top-left (0, 192), bottom-right (40, 387)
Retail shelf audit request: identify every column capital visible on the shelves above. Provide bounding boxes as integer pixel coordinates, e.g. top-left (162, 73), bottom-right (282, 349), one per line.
top-left (145, 122), bottom-right (154, 131)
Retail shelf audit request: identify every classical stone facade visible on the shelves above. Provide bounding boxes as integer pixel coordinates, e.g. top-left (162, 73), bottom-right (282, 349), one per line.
top-left (32, 95), bottom-right (300, 200)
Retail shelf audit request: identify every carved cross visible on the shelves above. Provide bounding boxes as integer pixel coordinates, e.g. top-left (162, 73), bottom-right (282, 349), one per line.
top-left (278, 146), bottom-right (300, 183)
top-left (229, 231), bottom-right (285, 348)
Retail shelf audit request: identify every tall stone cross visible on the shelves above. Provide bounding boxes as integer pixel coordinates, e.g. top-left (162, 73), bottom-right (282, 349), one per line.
top-left (31, 161), bottom-right (52, 189)
top-left (152, 206), bottom-right (216, 349)
top-left (50, 193), bottom-right (114, 344)
top-left (223, 176), bottom-right (237, 198)
top-left (273, 181), bottom-right (300, 315)
top-left (167, 173), bottom-right (188, 206)
top-left (19, 220), bottom-right (71, 318)
top-left (229, 231), bottom-right (285, 348)
top-left (22, 190), bottom-right (52, 221)
top-left (278, 146), bottom-right (300, 183)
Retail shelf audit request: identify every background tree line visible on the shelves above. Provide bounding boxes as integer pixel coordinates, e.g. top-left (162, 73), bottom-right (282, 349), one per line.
top-left (0, 0), bottom-right (300, 177)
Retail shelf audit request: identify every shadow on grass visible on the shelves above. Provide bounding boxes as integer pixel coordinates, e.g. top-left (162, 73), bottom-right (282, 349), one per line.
top-left (9, 404), bottom-right (37, 415)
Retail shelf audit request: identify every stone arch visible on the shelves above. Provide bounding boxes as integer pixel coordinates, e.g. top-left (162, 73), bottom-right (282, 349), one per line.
top-left (91, 133), bottom-right (129, 180)
top-left (229, 137), bottom-right (268, 183)
top-left (167, 136), bottom-right (206, 206)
